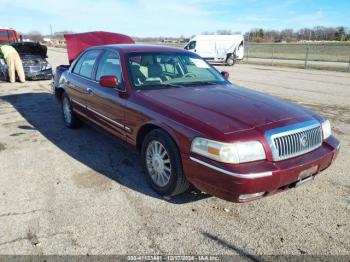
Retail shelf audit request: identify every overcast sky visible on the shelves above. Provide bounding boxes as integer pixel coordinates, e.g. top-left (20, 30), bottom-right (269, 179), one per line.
top-left (1, 0), bottom-right (349, 36)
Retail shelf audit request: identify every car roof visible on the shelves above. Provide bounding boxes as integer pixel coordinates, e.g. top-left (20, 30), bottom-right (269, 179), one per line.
top-left (88, 44), bottom-right (189, 54)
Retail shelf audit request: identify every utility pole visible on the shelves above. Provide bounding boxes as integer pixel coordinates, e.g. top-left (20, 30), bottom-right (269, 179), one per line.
top-left (50, 24), bottom-right (53, 37)
top-left (304, 46), bottom-right (309, 69)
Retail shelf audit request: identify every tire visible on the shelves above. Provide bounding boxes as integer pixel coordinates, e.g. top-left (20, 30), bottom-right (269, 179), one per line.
top-left (226, 54), bottom-right (236, 66)
top-left (61, 93), bottom-right (82, 128)
top-left (141, 129), bottom-right (190, 197)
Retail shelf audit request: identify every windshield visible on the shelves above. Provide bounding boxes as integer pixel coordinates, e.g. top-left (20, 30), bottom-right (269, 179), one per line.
top-left (127, 52), bottom-right (227, 90)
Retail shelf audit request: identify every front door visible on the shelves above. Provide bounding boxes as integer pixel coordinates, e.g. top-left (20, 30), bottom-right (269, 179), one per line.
top-left (85, 50), bottom-right (127, 141)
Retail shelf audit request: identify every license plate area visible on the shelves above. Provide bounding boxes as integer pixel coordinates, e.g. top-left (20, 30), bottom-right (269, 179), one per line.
top-left (295, 165), bottom-right (318, 188)
top-left (298, 165), bottom-right (318, 180)
top-left (295, 175), bottom-right (314, 188)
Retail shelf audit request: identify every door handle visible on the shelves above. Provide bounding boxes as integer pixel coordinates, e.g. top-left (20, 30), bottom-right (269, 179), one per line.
top-left (87, 88), bottom-right (93, 96)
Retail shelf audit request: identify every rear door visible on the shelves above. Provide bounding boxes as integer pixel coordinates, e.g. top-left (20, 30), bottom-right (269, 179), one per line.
top-left (236, 41), bottom-right (244, 59)
top-left (67, 49), bottom-right (102, 118)
top-left (85, 50), bottom-right (127, 140)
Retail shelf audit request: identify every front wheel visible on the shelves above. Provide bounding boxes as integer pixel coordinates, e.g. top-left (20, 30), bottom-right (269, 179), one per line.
top-left (61, 93), bottom-right (82, 128)
top-left (141, 129), bottom-right (189, 197)
top-left (226, 54), bottom-right (236, 66)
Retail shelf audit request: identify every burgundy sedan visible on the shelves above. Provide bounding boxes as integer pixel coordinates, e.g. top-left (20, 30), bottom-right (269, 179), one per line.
top-left (54, 44), bottom-right (340, 202)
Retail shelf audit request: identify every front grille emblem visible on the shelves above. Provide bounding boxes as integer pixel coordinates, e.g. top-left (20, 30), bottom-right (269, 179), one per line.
top-left (300, 134), bottom-right (308, 147)
top-left (265, 120), bottom-right (322, 161)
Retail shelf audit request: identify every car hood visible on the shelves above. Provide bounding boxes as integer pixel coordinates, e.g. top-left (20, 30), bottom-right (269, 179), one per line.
top-left (11, 42), bottom-right (47, 58)
top-left (140, 84), bottom-right (316, 135)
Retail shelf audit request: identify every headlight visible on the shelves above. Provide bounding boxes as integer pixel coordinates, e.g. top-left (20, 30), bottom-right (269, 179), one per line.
top-left (191, 137), bottom-right (266, 164)
top-left (321, 120), bottom-right (331, 139)
top-left (42, 63), bottom-right (52, 70)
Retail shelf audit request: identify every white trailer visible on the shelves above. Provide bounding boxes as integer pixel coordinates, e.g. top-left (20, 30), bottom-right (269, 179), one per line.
top-left (184, 34), bottom-right (244, 66)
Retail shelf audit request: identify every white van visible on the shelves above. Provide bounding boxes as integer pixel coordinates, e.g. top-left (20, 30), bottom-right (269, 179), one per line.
top-left (184, 35), bottom-right (244, 66)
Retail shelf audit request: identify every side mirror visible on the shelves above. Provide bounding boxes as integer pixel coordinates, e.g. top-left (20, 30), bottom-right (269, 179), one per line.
top-left (99, 75), bottom-right (118, 88)
top-left (221, 71), bottom-right (229, 80)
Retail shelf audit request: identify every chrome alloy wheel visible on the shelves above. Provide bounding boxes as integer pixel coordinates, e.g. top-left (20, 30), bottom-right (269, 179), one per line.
top-left (63, 97), bottom-right (72, 124)
top-left (146, 140), bottom-right (172, 187)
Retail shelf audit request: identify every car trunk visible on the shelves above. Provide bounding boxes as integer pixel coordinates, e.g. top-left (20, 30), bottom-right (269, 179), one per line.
top-left (53, 65), bottom-right (70, 88)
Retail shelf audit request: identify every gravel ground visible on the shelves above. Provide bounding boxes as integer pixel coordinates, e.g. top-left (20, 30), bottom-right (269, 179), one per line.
top-left (0, 48), bottom-right (349, 256)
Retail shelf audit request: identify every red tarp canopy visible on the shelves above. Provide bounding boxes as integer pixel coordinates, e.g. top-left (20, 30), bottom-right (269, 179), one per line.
top-left (64, 31), bottom-right (135, 63)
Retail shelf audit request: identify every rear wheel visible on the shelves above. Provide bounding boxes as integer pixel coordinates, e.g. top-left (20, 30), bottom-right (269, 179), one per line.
top-left (141, 129), bottom-right (189, 197)
top-left (61, 93), bottom-right (82, 128)
top-left (226, 54), bottom-right (236, 66)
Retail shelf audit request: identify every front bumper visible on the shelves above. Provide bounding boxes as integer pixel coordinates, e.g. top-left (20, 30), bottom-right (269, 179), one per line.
top-left (183, 136), bottom-right (340, 203)
top-left (24, 68), bottom-right (53, 80)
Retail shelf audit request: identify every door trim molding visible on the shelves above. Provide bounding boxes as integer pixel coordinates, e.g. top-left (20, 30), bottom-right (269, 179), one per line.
top-left (71, 99), bottom-right (131, 132)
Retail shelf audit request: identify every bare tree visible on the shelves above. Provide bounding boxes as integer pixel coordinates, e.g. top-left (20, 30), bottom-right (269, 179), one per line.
top-left (280, 29), bottom-right (294, 42)
top-left (246, 26), bottom-right (349, 42)
top-left (23, 31), bottom-right (43, 42)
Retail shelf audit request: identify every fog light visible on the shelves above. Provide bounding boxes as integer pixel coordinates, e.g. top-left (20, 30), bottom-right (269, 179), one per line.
top-left (239, 192), bottom-right (265, 201)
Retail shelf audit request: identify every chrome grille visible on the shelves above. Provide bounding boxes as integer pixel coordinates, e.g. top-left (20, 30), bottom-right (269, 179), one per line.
top-left (265, 120), bottom-right (323, 161)
top-left (24, 65), bottom-right (41, 73)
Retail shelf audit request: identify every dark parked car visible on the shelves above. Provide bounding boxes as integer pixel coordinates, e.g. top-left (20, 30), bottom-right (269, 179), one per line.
top-left (0, 42), bottom-right (53, 81)
top-left (53, 44), bottom-right (340, 203)
top-left (14, 42), bottom-right (53, 80)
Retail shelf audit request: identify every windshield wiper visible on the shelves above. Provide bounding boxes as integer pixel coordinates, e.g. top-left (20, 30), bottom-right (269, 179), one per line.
top-left (182, 81), bottom-right (219, 86)
top-left (146, 83), bottom-right (183, 89)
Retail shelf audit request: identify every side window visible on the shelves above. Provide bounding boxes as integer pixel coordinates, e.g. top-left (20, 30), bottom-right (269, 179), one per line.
top-left (188, 41), bottom-right (196, 50)
top-left (95, 51), bottom-right (122, 82)
top-left (0, 31), bottom-right (11, 37)
top-left (72, 53), bottom-right (87, 74)
top-left (73, 50), bottom-right (100, 79)
top-left (0, 30), bottom-right (15, 43)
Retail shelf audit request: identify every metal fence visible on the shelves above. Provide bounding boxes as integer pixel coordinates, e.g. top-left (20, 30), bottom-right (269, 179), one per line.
top-left (141, 41), bottom-right (350, 72)
top-left (244, 43), bottom-right (350, 72)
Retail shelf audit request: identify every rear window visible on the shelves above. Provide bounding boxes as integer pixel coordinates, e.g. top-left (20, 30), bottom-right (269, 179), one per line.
top-left (0, 30), bottom-right (16, 43)
top-left (0, 31), bottom-right (14, 37)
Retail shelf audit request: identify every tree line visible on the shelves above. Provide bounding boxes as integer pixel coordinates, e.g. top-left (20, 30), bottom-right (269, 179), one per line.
top-left (20, 26), bottom-right (350, 43)
top-left (245, 26), bottom-right (350, 42)
top-left (21, 30), bottom-right (73, 42)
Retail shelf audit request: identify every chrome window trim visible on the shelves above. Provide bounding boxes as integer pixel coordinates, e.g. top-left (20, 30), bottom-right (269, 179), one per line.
top-left (189, 157), bottom-right (272, 179)
top-left (265, 120), bottom-right (322, 161)
top-left (71, 72), bottom-right (99, 83)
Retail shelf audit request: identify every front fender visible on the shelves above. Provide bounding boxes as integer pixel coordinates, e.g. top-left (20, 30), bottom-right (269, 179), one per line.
top-left (138, 119), bottom-right (197, 156)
